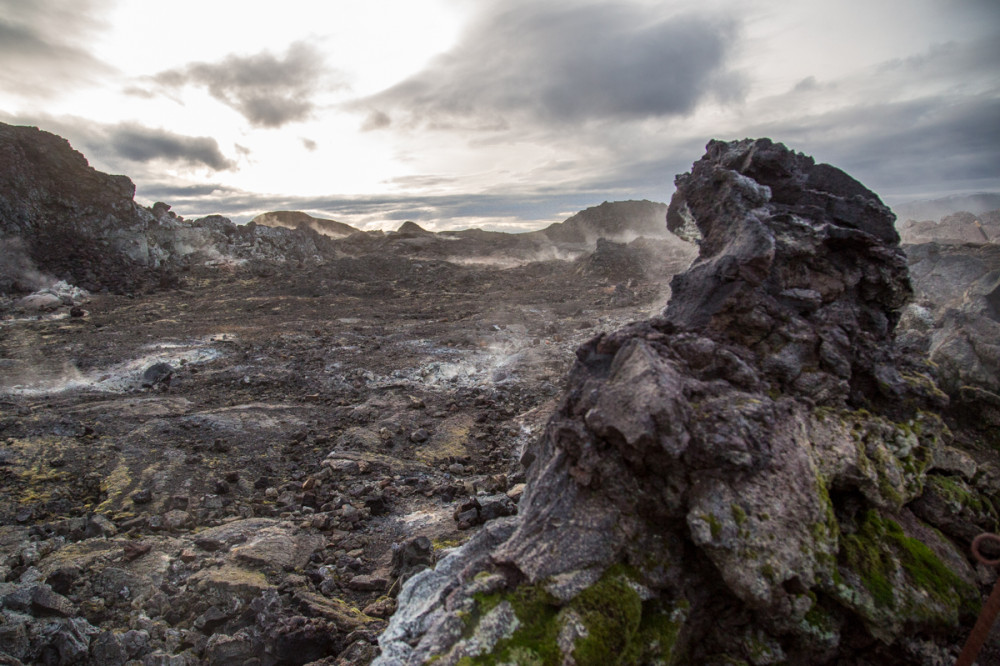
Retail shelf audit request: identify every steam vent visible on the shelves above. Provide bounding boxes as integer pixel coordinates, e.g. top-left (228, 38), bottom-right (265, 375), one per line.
top-left (375, 139), bottom-right (988, 664)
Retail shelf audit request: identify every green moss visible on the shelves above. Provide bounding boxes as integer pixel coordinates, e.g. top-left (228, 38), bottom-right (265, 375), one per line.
top-left (742, 629), bottom-right (784, 664)
top-left (570, 573), bottom-right (642, 664)
top-left (701, 513), bottom-right (723, 539)
top-left (466, 581), bottom-right (562, 665)
top-left (882, 518), bottom-right (979, 617)
top-left (623, 599), bottom-right (690, 665)
top-left (803, 604), bottom-right (834, 631)
top-left (801, 591), bottom-right (838, 641)
top-left (731, 504), bottom-right (748, 526)
top-left (810, 475), bottom-right (840, 563)
top-left (838, 510), bottom-right (979, 618)
top-left (503, 647), bottom-right (544, 665)
top-left (838, 511), bottom-right (898, 608)
top-left (433, 535), bottom-right (470, 551)
top-left (96, 460), bottom-right (133, 513)
top-left (926, 475), bottom-right (999, 526)
top-left (463, 567), bottom-right (689, 665)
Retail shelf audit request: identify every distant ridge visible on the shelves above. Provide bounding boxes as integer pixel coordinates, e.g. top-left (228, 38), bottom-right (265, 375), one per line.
top-left (251, 210), bottom-right (360, 238)
top-left (893, 193), bottom-right (1000, 222)
top-left (537, 199), bottom-right (668, 243)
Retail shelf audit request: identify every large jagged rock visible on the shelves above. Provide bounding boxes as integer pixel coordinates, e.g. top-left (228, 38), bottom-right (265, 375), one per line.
top-left (375, 139), bottom-right (991, 665)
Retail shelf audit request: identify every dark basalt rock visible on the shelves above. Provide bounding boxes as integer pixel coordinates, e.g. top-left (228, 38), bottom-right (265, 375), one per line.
top-left (664, 138), bottom-right (914, 414)
top-left (0, 123), bottom-right (156, 293)
top-left (375, 140), bottom-right (991, 665)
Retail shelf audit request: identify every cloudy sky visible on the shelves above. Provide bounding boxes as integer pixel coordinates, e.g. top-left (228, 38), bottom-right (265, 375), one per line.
top-left (1, 0), bottom-right (998, 231)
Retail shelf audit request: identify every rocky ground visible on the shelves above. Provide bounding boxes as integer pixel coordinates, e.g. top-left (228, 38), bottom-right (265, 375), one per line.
top-left (0, 237), bottom-right (694, 664)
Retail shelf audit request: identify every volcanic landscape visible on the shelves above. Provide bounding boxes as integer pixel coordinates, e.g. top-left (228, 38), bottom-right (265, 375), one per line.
top-left (2, 124), bottom-right (1000, 665)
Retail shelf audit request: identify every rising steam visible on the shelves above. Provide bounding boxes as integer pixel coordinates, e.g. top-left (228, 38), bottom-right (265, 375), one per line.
top-left (0, 237), bottom-right (54, 293)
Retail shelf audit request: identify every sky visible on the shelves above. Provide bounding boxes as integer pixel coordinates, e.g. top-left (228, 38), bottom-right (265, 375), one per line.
top-left (1, 0), bottom-right (998, 232)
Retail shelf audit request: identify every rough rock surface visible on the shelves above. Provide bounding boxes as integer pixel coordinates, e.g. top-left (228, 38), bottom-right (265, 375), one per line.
top-left (375, 139), bottom-right (997, 665)
top-left (0, 123), bottom-right (159, 293)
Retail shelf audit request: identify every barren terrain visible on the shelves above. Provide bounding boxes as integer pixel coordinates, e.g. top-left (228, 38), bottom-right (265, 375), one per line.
top-left (0, 246), bottom-right (692, 663)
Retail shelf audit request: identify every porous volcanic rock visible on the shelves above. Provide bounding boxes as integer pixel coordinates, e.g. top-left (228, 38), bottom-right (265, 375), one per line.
top-left (375, 140), bottom-right (991, 665)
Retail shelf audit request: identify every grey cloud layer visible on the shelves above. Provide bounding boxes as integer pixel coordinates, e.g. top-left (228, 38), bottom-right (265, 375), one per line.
top-left (105, 124), bottom-right (234, 171)
top-left (358, 3), bottom-right (739, 130)
top-left (0, 0), bottom-right (113, 98)
top-left (746, 35), bottom-right (1000, 200)
top-left (154, 42), bottom-right (336, 128)
top-left (777, 97), bottom-right (1000, 200)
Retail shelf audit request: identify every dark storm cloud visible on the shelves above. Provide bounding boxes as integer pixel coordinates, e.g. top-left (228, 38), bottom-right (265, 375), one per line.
top-left (743, 95), bottom-right (1000, 201)
top-left (105, 124), bottom-right (235, 170)
top-left (357, 2), bottom-right (740, 130)
top-left (0, 0), bottom-right (114, 98)
top-left (154, 42), bottom-right (338, 128)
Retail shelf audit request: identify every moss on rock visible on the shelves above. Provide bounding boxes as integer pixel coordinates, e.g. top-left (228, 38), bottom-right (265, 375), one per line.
top-left (835, 509), bottom-right (978, 630)
top-left (461, 567), bottom-right (689, 665)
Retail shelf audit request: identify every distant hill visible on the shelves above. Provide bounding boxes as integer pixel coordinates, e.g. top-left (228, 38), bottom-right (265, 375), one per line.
top-left (394, 220), bottom-right (433, 236)
top-left (535, 200), bottom-right (668, 244)
top-left (893, 193), bottom-right (1000, 222)
top-left (898, 209), bottom-right (1000, 245)
top-left (251, 210), bottom-right (360, 238)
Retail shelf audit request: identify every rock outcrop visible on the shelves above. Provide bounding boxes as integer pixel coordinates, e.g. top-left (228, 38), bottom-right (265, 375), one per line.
top-left (0, 123), bottom-right (346, 294)
top-left (0, 123), bottom-right (161, 292)
top-left (375, 139), bottom-right (994, 665)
